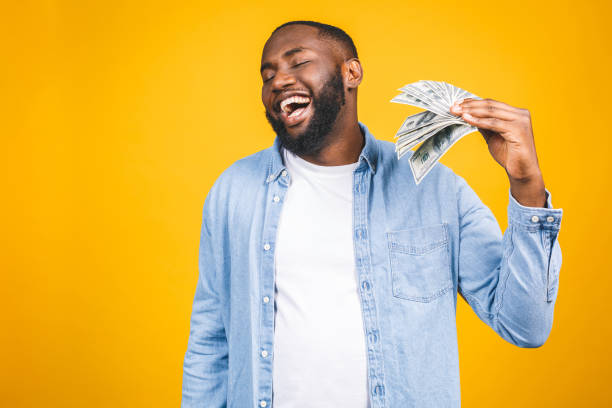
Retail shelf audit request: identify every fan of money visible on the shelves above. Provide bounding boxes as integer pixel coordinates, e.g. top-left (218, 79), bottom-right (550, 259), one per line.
top-left (391, 80), bottom-right (482, 184)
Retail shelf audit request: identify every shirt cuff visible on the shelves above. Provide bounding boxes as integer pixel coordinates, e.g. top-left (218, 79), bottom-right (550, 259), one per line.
top-left (508, 188), bottom-right (563, 231)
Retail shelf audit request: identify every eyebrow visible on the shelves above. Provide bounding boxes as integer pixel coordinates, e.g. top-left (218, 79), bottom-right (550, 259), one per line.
top-left (260, 47), bottom-right (309, 74)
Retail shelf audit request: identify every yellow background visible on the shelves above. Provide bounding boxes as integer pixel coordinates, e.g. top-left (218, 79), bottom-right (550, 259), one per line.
top-left (3, 0), bottom-right (611, 406)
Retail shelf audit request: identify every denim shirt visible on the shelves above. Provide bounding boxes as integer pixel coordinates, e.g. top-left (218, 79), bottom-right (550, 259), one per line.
top-left (182, 121), bottom-right (563, 408)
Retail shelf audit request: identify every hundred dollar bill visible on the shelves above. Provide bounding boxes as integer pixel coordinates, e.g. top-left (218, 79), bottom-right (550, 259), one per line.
top-left (395, 111), bottom-right (442, 136)
top-left (409, 124), bottom-right (477, 184)
top-left (398, 83), bottom-right (451, 117)
top-left (395, 112), bottom-right (465, 142)
top-left (390, 80), bottom-right (482, 184)
top-left (391, 92), bottom-right (450, 118)
top-left (396, 119), bottom-right (466, 157)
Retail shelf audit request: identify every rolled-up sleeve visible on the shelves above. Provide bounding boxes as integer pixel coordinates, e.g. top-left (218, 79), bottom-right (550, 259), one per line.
top-left (455, 174), bottom-right (564, 348)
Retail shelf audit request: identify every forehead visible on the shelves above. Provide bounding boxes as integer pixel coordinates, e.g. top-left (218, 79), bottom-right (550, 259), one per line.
top-left (261, 25), bottom-right (338, 63)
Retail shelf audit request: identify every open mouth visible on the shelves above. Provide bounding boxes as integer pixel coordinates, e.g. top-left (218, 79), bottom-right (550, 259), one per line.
top-left (278, 95), bottom-right (313, 127)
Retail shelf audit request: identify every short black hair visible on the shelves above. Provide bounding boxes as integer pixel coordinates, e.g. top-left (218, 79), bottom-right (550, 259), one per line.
top-left (270, 20), bottom-right (358, 60)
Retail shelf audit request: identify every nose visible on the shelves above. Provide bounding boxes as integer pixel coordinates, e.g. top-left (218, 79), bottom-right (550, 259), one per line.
top-left (270, 69), bottom-right (297, 90)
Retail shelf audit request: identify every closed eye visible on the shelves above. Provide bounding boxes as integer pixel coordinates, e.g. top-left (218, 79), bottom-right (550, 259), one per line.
top-left (263, 61), bottom-right (311, 83)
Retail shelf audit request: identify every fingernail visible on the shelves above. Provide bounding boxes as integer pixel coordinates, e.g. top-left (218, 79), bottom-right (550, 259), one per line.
top-left (456, 98), bottom-right (464, 105)
top-left (463, 112), bottom-right (473, 120)
top-left (452, 103), bottom-right (462, 113)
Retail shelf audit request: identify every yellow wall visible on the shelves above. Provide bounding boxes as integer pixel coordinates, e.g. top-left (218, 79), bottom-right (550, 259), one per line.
top-left (2, 1), bottom-right (610, 406)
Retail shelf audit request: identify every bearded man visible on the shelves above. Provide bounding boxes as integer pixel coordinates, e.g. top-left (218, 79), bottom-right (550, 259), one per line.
top-left (182, 20), bottom-right (563, 408)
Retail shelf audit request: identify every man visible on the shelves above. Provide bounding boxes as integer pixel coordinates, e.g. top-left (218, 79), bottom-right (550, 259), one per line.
top-left (182, 20), bottom-right (563, 408)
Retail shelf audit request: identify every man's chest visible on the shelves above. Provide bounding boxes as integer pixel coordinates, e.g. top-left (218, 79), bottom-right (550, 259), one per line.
top-left (274, 174), bottom-right (355, 274)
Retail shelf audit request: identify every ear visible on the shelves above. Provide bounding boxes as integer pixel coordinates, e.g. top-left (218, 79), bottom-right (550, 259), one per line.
top-left (344, 58), bottom-right (363, 90)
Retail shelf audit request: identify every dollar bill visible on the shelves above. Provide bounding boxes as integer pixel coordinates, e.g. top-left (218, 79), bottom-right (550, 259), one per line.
top-left (394, 111), bottom-right (455, 137)
top-left (396, 119), bottom-right (465, 156)
top-left (390, 80), bottom-right (481, 184)
top-left (398, 83), bottom-right (451, 116)
top-left (391, 93), bottom-right (449, 118)
top-left (408, 124), bottom-right (476, 184)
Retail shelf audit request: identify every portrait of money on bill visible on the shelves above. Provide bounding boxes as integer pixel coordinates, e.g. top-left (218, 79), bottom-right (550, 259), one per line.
top-left (391, 80), bottom-right (482, 184)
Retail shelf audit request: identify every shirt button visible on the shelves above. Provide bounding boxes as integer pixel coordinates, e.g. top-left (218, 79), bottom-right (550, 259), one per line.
top-left (263, 296), bottom-right (270, 303)
top-left (260, 401), bottom-right (267, 407)
top-left (263, 243), bottom-right (271, 251)
top-left (273, 195), bottom-right (280, 203)
top-left (531, 215), bottom-right (539, 223)
top-left (261, 350), bottom-right (268, 358)
top-left (546, 216), bottom-right (554, 222)
top-left (281, 170), bottom-right (288, 177)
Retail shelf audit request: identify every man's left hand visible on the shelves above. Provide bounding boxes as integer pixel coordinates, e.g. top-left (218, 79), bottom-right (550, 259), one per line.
top-left (450, 98), bottom-right (547, 207)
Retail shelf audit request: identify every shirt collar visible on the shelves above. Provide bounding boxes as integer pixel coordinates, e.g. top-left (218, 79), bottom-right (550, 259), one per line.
top-left (266, 121), bottom-right (379, 183)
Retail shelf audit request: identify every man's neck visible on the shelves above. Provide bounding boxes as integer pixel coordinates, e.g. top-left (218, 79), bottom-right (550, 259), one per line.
top-left (297, 119), bottom-right (364, 166)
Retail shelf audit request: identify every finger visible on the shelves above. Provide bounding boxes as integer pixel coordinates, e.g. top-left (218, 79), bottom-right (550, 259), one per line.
top-left (449, 103), bottom-right (463, 116)
top-left (450, 98), bottom-right (516, 117)
top-left (459, 105), bottom-right (518, 121)
top-left (462, 112), bottom-right (511, 133)
top-left (457, 98), bottom-right (523, 114)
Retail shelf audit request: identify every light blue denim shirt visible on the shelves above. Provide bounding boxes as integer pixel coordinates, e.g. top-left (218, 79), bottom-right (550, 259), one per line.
top-left (182, 121), bottom-right (563, 408)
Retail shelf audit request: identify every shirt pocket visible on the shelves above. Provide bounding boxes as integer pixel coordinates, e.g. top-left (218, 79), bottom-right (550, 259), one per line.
top-left (386, 223), bottom-right (452, 302)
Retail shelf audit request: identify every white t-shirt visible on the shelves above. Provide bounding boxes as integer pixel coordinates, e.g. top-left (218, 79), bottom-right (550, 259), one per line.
top-left (272, 146), bottom-right (370, 408)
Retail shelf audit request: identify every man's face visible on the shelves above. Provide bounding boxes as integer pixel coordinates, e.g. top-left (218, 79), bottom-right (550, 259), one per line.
top-left (260, 25), bottom-right (346, 156)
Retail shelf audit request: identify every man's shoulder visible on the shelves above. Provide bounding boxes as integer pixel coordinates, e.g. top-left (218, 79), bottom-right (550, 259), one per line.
top-left (224, 145), bottom-right (272, 178)
top-left (208, 144), bottom-right (273, 196)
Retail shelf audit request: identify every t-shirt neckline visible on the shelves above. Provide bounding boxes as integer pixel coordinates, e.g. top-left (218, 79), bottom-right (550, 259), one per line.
top-left (281, 147), bottom-right (359, 176)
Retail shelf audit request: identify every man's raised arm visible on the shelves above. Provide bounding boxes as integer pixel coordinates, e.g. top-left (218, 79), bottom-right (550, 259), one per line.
top-left (455, 174), bottom-right (563, 347)
top-left (450, 97), bottom-right (563, 347)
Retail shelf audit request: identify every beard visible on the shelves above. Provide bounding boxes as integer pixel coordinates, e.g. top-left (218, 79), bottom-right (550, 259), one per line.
top-left (265, 66), bottom-right (346, 156)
